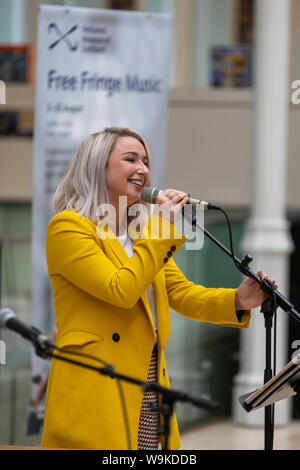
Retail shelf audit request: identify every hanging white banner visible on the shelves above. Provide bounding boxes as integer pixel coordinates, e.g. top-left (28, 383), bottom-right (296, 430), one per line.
top-left (30, 4), bottom-right (173, 411)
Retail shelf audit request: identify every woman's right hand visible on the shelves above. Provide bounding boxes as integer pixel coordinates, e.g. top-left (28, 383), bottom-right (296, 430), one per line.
top-left (154, 188), bottom-right (190, 224)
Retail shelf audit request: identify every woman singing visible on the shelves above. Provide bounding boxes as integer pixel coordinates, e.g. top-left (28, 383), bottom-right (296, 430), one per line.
top-left (41, 127), bottom-right (275, 450)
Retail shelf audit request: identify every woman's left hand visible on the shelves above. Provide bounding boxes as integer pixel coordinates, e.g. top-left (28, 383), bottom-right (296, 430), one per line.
top-left (235, 271), bottom-right (278, 311)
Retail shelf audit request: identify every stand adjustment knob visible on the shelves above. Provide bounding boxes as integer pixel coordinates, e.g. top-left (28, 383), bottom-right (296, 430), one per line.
top-left (241, 254), bottom-right (253, 267)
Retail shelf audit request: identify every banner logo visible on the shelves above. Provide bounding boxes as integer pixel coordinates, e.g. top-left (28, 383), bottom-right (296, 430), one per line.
top-left (48, 23), bottom-right (78, 51)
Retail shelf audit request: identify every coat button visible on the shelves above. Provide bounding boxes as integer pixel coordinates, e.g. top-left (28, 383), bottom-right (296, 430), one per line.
top-left (163, 257), bottom-right (168, 263)
top-left (167, 251), bottom-right (172, 257)
top-left (112, 333), bottom-right (120, 342)
top-left (171, 245), bottom-right (176, 251)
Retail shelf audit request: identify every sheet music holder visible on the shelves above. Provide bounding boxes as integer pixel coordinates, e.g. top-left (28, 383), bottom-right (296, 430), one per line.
top-left (239, 353), bottom-right (300, 412)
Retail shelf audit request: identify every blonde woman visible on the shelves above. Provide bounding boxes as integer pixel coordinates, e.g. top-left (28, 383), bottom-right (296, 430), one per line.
top-left (41, 127), bottom-right (275, 450)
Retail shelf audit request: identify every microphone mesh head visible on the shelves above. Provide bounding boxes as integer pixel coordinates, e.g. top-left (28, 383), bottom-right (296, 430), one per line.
top-left (141, 187), bottom-right (160, 204)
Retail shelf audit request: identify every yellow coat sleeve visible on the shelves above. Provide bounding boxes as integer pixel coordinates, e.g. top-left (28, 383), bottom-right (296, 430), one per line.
top-left (46, 210), bottom-right (186, 309)
top-left (164, 257), bottom-right (251, 328)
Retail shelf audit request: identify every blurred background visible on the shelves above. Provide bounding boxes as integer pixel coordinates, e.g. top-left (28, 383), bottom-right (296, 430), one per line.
top-left (0, 0), bottom-right (300, 450)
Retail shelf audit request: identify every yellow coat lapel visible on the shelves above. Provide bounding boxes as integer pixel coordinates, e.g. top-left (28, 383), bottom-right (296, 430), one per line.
top-left (96, 223), bottom-right (157, 337)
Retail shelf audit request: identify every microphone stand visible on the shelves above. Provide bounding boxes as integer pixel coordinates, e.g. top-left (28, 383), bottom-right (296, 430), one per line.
top-left (31, 334), bottom-right (218, 451)
top-left (182, 208), bottom-right (300, 451)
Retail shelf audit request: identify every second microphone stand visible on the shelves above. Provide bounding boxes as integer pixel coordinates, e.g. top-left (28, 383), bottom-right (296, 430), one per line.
top-left (32, 334), bottom-right (218, 451)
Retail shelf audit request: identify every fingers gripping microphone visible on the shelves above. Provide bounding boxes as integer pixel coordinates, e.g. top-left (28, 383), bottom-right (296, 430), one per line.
top-left (141, 187), bottom-right (218, 210)
top-left (0, 308), bottom-right (56, 354)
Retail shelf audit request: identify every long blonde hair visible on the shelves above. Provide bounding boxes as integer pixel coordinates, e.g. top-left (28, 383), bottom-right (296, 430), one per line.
top-left (53, 127), bottom-right (152, 224)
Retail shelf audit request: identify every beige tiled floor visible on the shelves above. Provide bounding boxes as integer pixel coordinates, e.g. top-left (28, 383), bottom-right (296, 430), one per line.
top-left (180, 418), bottom-right (300, 450)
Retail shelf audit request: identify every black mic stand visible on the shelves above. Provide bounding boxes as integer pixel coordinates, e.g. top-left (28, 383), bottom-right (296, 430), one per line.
top-left (31, 332), bottom-right (218, 450)
top-left (182, 207), bottom-right (300, 451)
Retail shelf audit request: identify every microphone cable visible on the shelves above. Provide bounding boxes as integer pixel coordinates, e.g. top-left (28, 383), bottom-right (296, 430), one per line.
top-left (115, 378), bottom-right (132, 450)
top-left (214, 205), bottom-right (278, 374)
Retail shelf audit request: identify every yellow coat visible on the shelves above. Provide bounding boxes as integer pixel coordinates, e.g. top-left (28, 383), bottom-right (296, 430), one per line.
top-left (41, 209), bottom-right (250, 450)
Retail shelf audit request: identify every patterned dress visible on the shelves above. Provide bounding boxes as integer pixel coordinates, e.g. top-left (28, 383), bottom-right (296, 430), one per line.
top-left (137, 344), bottom-right (159, 450)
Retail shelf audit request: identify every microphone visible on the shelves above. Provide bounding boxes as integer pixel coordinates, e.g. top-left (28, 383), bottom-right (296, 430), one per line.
top-left (141, 187), bottom-right (218, 210)
top-left (0, 308), bottom-right (56, 352)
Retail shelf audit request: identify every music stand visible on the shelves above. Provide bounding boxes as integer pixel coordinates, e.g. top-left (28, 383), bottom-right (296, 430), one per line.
top-left (239, 353), bottom-right (300, 413)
